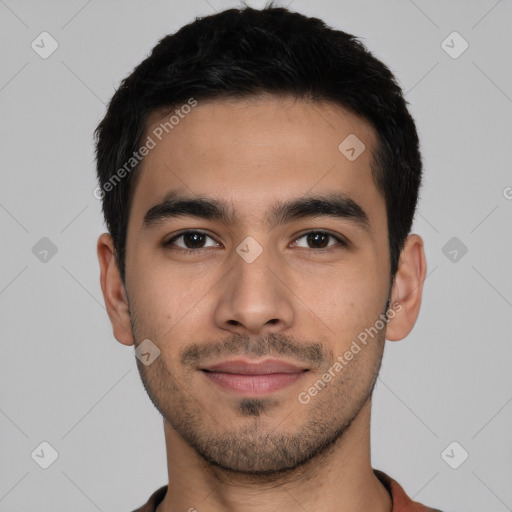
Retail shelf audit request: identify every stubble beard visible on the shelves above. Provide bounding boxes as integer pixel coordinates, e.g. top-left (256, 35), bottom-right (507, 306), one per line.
top-left (133, 328), bottom-right (385, 478)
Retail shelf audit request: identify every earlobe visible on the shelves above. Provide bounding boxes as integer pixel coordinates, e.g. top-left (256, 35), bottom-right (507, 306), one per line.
top-left (97, 233), bottom-right (135, 346)
top-left (385, 234), bottom-right (427, 342)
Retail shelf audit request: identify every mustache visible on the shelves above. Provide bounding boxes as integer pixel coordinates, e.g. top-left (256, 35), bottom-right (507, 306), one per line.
top-left (181, 332), bottom-right (329, 368)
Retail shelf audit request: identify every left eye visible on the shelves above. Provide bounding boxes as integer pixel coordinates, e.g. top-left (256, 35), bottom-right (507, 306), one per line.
top-left (292, 231), bottom-right (345, 250)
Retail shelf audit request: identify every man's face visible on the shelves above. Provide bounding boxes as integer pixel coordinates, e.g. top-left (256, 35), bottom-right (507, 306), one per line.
top-left (123, 95), bottom-right (392, 474)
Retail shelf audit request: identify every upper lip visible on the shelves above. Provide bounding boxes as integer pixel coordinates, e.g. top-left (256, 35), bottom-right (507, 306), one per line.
top-left (200, 358), bottom-right (308, 374)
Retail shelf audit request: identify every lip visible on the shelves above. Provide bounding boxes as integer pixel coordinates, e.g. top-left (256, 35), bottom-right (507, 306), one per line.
top-left (201, 358), bottom-right (308, 374)
top-left (200, 358), bottom-right (309, 396)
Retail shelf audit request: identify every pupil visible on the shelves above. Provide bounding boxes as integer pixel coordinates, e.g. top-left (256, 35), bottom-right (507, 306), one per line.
top-left (308, 233), bottom-right (328, 248)
top-left (185, 233), bottom-right (204, 248)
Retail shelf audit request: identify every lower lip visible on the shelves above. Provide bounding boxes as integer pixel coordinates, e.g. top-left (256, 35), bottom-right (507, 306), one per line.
top-left (202, 371), bottom-right (306, 395)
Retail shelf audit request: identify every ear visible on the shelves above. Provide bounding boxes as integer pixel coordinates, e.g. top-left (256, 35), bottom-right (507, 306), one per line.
top-left (385, 234), bottom-right (427, 342)
top-left (97, 233), bottom-right (135, 346)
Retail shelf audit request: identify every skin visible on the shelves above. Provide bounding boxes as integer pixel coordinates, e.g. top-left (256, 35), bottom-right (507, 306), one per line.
top-left (97, 94), bottom-right (427, 512)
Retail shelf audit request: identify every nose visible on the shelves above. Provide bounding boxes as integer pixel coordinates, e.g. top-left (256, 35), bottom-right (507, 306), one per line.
top-left (213, 243), bottom-right (295, 336)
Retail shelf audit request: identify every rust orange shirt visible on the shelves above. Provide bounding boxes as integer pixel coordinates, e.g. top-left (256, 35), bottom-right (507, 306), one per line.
top-left (131, 469), bottom-right (444, 511)
top-left (374, 470), bottom-right (444, 512)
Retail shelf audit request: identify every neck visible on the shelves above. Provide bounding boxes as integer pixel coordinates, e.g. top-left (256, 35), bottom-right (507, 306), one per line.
top-left (156, 398), bottom-right (392, 512)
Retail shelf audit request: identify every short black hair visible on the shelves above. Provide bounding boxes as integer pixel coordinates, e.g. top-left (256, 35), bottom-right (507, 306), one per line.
top-left (94, 2), bottom-right (422, 287)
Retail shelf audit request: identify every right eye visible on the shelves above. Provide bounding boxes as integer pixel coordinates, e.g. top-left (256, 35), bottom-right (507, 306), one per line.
top-left (163, 230), bottom-right (221, 254)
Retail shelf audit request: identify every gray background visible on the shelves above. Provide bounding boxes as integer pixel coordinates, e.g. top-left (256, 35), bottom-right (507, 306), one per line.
top-left (1, 0), bottom-right (511, 510)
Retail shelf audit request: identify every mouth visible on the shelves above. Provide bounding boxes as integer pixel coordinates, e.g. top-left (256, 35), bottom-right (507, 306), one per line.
top-left (200, 358), bottom-right (309, 396)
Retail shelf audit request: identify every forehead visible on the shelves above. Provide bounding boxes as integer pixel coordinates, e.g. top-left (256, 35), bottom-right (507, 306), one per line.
top-left (129, 95), bottom-right (384, 232)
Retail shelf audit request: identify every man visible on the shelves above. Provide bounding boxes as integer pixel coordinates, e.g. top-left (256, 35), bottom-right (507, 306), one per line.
top-left (95, 4), bottom-right (443, 511)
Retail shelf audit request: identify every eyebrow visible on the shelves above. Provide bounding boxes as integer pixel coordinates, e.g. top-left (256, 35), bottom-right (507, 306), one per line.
top-left (142, 191), bottom-right (371, 233)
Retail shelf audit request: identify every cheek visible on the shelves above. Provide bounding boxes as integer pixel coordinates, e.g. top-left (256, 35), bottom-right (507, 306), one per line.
top-left (128, 265), bottom-right (180, 342)
top-left (296, 259), bottom-right (388, 351)
top-left (129, 263), bottom-right (215, 362)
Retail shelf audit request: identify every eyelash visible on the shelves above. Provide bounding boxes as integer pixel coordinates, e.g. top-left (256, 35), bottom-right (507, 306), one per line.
top-left (163, 230), bottom-right (347, 255)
